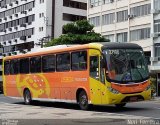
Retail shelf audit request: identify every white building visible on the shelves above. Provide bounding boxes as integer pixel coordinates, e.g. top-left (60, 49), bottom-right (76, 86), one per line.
top-left (87, 0), bottom-right (160, 95)
top-left (0, 0), bottom-right (87, 56)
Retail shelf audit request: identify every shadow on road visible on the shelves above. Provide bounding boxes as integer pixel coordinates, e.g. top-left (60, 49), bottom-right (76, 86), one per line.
top-left (14, 101), bottom-right (149, 113)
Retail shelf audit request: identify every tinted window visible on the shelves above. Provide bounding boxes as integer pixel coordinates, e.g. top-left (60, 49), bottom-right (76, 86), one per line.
top-left (20, 58), bottom-right (29, 74)
top-left (90, 56), bottom-right (99, 80)
top-left (4, 61), bottom-right (10, 75)
top-left (30, 56), bottom-right (41, 73)
top-left (56, 53), bottom-right (70, 71)
top-left (42, 55), bottom-right (55, 72)
top-left (71, 51), bottom-right (87, 71)
top-left (10, 59), bottom-right (19, 75)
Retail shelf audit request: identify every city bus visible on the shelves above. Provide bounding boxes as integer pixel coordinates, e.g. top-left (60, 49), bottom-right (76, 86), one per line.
top-left (3, 42), bottom-right (151, 110)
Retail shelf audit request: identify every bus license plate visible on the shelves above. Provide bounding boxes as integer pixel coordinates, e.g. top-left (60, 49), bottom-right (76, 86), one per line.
top-left (130, 97), bottom-right (138, 102)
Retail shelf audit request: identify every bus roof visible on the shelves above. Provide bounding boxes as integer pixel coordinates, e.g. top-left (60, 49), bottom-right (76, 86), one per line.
top-left (4, 43), bottom-right (96, 60)
top-left (101, 42), bottom-right (142, 50)
top-left (3, 42), bottom-right (142, 60)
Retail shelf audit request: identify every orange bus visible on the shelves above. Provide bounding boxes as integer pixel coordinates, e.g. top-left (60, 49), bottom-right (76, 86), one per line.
top-left (3, 43), bottom-right (151, 110)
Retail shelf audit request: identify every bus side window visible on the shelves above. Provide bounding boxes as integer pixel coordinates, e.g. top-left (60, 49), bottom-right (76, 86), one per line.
top-left (20, 58), bottom-right (29, 74)
top-left (10, 59), bottom-right (19, 75)
top-left (90, 56), bottom-right (99, 80)
top-left (42, 55), bottom-right (55, 72)
top-left (30, 56), bottom-right (41, 73)
top-left (56, 53), bottom-right (70, 72)
top-left (4, 61), bottom-right (10, 75)
top-left (100, 56), bottom-right (105, 84)
top-left (71, 51), bottom-right (87, 71)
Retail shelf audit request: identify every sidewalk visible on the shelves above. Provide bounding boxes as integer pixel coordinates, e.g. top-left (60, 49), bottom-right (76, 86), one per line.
top-left (151, 96), bottom-right (160, 102)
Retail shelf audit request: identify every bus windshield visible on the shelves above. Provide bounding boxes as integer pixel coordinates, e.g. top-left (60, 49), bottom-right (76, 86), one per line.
top-left (103, 49), bottom-right (149, 83)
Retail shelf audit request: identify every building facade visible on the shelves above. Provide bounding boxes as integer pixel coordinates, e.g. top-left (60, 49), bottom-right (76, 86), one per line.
top-left (0, 0), bottom-right (87, 56)
top-left (87, 0), bottom-right (160, 96)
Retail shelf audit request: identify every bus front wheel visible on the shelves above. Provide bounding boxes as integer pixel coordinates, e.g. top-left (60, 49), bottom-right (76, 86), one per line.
top-left (78, 91), bottom-right (89, 110)
top-left (115, 103), bottom-right (126, 108)
top-left (24, 89), bottom-right (32, 105)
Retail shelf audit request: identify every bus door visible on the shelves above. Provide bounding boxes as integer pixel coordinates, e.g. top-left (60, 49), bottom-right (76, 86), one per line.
top-left (89, 52), bottom-right (105, 104)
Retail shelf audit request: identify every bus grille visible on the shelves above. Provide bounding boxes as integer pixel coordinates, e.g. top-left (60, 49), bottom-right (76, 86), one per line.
top-left (121, 95), bottom-right (144, 103)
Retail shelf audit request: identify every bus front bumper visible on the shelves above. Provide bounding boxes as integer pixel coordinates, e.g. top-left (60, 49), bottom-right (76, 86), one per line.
top-left (107, 89), bottom-right (151, 104)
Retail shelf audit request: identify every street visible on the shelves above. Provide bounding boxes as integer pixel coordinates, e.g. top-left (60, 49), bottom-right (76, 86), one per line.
top-left (0, 93), bottom-right (160, 125)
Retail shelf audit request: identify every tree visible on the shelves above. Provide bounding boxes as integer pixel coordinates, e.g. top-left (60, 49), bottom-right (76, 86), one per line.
top-left (45, 20), bottom-right (109, 47)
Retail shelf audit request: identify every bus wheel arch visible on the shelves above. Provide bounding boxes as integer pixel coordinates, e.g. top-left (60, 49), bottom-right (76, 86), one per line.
top-left (76, 88), bottom-right (89, 110)
top-left (23, 88), bottom-right (32, 105)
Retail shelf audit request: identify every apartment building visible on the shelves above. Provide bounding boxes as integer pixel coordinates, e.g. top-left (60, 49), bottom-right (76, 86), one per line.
top-left (0, 0), bottom-right (87, 56)
top-left (87, 0), bottom-right (160, 96)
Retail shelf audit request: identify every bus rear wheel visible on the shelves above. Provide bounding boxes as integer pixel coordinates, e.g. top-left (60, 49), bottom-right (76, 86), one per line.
top-left (115, 103), bottom-right (126, 108)
top-left (78, 91), bottom-right (89, 110)
top-left (24, 89), bottom-right (32, 105)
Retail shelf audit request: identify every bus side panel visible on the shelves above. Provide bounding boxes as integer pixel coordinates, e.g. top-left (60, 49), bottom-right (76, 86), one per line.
top-left (7, 71), bottom-right (90, 101)
top-left (56, 71), bottom-right (89, 101)
top-left (3, 75), bottom-right (21, 97)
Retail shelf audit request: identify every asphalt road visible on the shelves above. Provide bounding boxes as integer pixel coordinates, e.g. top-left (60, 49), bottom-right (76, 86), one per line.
top-left (0, 93), bottom-right (160, 125)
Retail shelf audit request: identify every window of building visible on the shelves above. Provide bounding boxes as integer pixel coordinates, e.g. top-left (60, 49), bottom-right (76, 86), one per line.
top-left (155, 43), bottom-right (160, 57)
top-left (10, 59), bottom-right (19, 75)
top-left (63, 13), bottom-right (86, 21)
top-left (20, 58), bottom-right (29, 74)
top-left (154, 0), bottom-right (160, 10)
top-left (56, 53), bottom-right (70, 71)
top-left (104, 34), bottom-right (115, 42)
top-left (116, 32), bottom-right (128, 42)
top-left (40, 0), bottom-right (44, 3)
top-left (71, 51), bottom-right (87, 71)
top-left (4, 61), bottom-right (10, 75)
top-left (117, 10), bottom-right (128, 22)
top-left (63, 0), bottom-right (87, 10)
top-left (89, 16), bottom-right (100, 27)
top-left (39, 27), bottom-right (44, 32)
top-left (30, 56), bottom-right (41, 73)
top-left (130, 28), bottom-right (150, 41)
top-left (154, 19), bottom-right (160, 33)
top-left (102, 13), bottom-right (115, 25)
top-left (42, 55), bottom-right (55, 72)
top-left (130, 4), bottom-right (151, 18)
top-left (90, 0), bottom-right (101, 7)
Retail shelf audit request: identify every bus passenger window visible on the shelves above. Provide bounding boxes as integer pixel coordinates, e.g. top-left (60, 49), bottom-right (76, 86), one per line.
top-left (10, 59), bottom-right (19, 75)
top-left (42, 55), bottom-right (55, 72)
top-left (90, 56), bottom-right (99, 80)
top-left (56, 53), bottom-right (70, 72)
top-left (4, 61), bottom-right (10, 75)
top-left (71, 51), bottom-right (87, 71)
top-left (30, 56), bottom-right (41, 73)
top-left (20, 58), bottom-right (29, 74)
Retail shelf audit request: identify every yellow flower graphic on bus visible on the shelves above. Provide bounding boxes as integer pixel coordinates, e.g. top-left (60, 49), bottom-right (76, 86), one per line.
top-left (16, 74), bottom-right (50, 98)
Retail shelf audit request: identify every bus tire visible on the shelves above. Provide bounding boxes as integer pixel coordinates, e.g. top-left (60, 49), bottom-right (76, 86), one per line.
top-left (115, 103), bottom-right (126, 108)
top-left (24, 89), bottom-right (32, 105)
top-left (78, 90), bottom-right (89, 110)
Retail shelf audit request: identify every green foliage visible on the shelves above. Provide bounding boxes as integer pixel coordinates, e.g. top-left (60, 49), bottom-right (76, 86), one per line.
top-left (45, 20), bottom-right (109, 47)
top-left (150, 76), bottom-right (156, 93)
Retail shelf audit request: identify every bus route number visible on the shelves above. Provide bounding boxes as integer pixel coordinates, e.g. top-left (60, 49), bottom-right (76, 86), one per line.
top-left (109, 50), bottom-right (119, 55)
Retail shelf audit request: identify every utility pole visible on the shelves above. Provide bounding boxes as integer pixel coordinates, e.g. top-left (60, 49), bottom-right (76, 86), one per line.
top-left (37, 35), bottom-right (52, 48)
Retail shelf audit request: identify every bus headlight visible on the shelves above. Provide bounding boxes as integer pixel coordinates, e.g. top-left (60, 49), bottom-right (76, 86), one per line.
top-left (107, 87), bottom-right (119, 94)
top-left (145, 85), bottom-right (151, 91)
